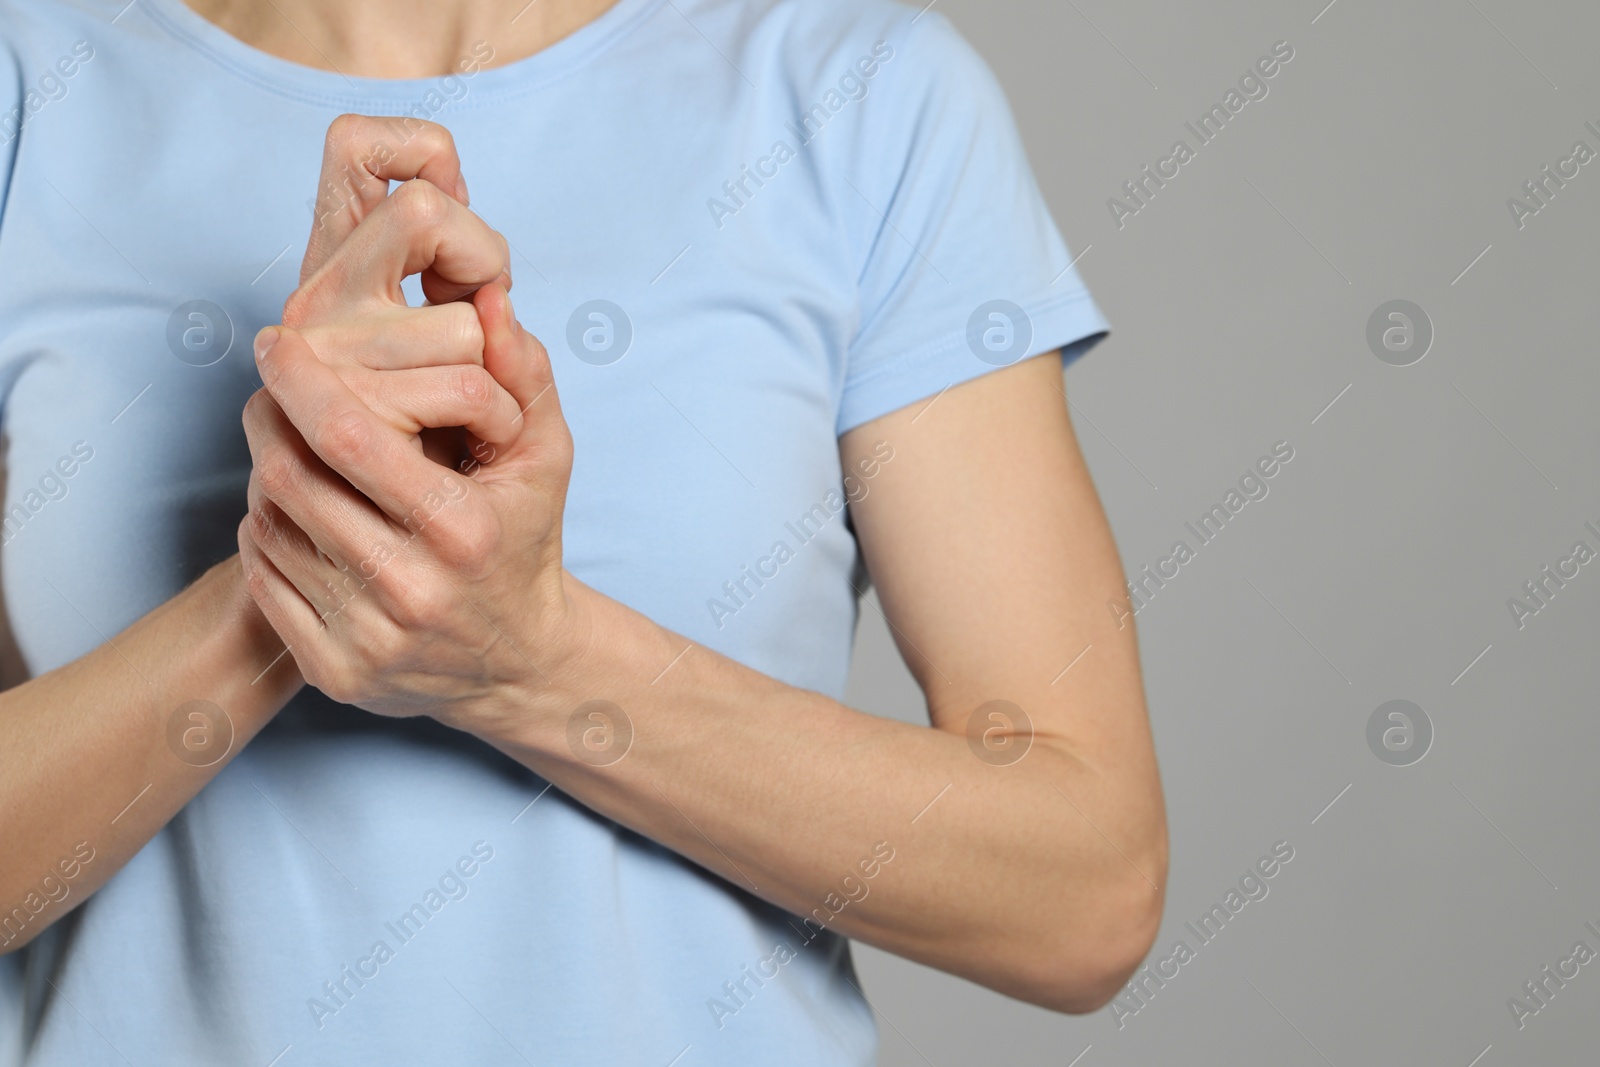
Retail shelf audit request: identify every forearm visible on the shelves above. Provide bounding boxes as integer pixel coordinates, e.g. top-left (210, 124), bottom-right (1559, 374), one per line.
top-left (468, 577), bottom-right (1166, 1011)
top-left (0, 557), bottom-right (301, 953)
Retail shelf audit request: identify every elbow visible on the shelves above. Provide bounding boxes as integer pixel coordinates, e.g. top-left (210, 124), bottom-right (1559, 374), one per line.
top-left (1048, 872), bottom-right (1166, 1013)
top-left (1015, 830), bottom-right (1169, 1014)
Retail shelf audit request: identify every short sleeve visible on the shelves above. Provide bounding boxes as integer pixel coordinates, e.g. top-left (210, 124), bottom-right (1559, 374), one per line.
top-left (837, 12), bottom-right (1108, 435)
top-left (0, 37), bottom-right (29, 432)
top-left (0, 40), bottom-right (19, 222)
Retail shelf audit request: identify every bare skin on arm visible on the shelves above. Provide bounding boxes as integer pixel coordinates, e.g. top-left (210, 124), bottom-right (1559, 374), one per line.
top-left (3, 0), bottom-right (1170, 1009)
top-left (241, 308), bottom-right (1168, 1010)
top-left (0, 119), bottom-right (517, 953)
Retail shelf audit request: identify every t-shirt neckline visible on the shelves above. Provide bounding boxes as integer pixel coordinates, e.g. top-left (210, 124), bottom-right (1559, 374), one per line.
top-left (138, 0), bottom-right (665, 109)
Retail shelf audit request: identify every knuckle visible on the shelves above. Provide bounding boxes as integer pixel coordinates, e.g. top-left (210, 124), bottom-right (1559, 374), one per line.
top-left (255, 448), bottom-right (296, 498)
top-left (386, 580), bottom-right (440, 630)
top-left (369, 565), bottom-right (409, 613)
top-left (434, 513), bottom-right (498, 575)
top-left (250, 503), bottom-right (277, 544)
top-left (325, 113), bottom-right (365, 152)
top-left (454, 364), bottom-right (492, 413)
top-left (420, 122), bottom-right (457, 158)
top-left (281, 287), bottom-right (316, 329)
top-left (391, 179), bottom-right (449, 231)
top-left (242, 556), bottom-right (269, 598)
top-left (316, 409), bottom-right (371, 465)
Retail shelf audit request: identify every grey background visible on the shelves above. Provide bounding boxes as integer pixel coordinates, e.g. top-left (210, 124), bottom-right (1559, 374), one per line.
top-left (847, 1), bottom-right (1600, 1065)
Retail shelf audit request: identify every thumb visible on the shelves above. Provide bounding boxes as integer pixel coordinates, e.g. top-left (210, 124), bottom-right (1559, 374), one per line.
top-left (473, 282), bottom-right (566, 455)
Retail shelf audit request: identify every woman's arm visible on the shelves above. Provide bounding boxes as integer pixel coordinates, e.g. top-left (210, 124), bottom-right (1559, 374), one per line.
top-left (240, 314), bottom-right (1167, 1012)
top-left (0, 558), bottom-right (300, 954)
top-left (0, 118), bottom-right (516, 954)
top-left (490, 352), bottom-right (1167, 1011)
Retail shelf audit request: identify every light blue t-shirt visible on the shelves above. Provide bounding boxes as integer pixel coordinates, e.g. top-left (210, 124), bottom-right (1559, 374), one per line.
top-left (0, 0), bottom-right (1108, 1062)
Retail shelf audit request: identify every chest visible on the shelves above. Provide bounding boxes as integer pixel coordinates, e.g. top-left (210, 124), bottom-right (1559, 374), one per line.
top-left (0, 93), bottom-right (868, 676)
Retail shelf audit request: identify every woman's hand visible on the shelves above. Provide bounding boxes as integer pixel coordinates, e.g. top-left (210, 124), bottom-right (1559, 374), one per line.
top-left (238, 280), bottom-right (577, 728)
top-left (236, 111), bottom-right (578, 728)
top-left (230, 120), bottom-right (1163, 1019)
top-left (284, 115), bottom-right (523, 468)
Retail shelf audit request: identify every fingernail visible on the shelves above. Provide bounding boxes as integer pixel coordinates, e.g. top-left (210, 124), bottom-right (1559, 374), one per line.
top-left (457, 175), bottom-right (470, 206)
top-left (254, 327), bottom-right (280, 361)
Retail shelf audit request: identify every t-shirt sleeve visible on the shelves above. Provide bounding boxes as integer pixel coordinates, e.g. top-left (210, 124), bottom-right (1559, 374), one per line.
top-left (836, 12), bottom-right (1109, 436)
top-left (0, 38), bottom-right (28, 432)
top-left (0, 40), bottom-right (19, 224)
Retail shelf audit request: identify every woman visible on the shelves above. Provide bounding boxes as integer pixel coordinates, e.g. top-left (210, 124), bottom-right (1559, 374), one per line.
top-left (0, 0), bottom-right (1167, 1063)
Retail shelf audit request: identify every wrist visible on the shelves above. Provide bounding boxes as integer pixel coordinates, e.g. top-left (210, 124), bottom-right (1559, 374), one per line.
top-left (194, 556), bottom-right (304, 716)
top-left (467, 572), bottom-right (643, 755)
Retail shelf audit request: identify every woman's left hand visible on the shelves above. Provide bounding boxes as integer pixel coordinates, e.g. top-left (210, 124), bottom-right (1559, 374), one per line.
top-left (237, 281), bottom-right (578, 728)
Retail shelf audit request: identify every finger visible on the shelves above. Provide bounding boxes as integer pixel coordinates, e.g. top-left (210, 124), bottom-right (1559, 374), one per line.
top-left (420, 264), bottom-right (514, 309)
top-left (294, 180), bottom-right (510, 319)
top-left (243, 388), bottom-right (404, 569)
top-left (238, 514), bottom-right (328, 653)
top-left (245, 498), bottom-right (356, 623)
top-left (304, 115), bottom-right (470, 283)
top-left (474, 283), bottom-right (566, 452)
top-left (244, 451), bottom-right (413, 624)
top-left (343, 364), bottom-right (525, 448)
top-left (300, 301), bottom-right (485, 372)
top-left (254, 326), bottom-right (477, 526)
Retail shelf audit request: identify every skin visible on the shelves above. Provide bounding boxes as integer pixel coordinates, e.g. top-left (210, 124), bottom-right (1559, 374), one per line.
top-left (184, 0), bottom-right (623, 79)
top-left (0, 122), bottom-right (511, 951)
top-left (1, 0), bottom-right (1168, 1016)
